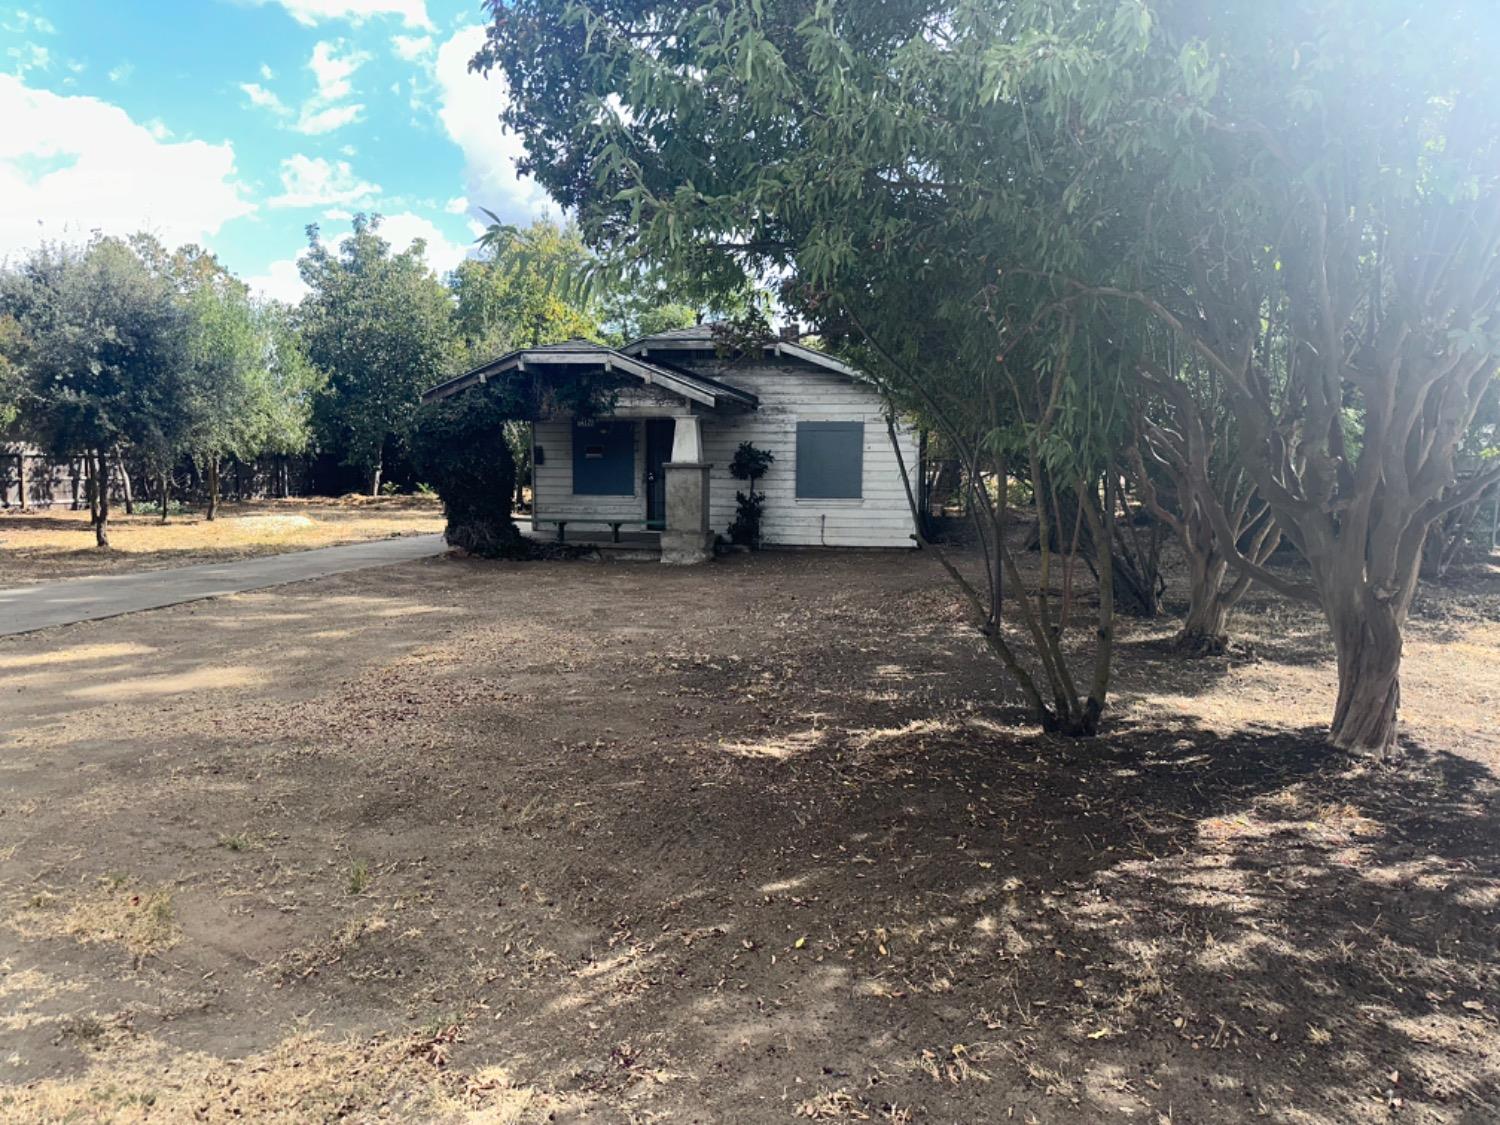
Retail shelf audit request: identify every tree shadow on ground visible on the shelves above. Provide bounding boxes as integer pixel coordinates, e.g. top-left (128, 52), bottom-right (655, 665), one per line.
top-left (456, 703), bottom-right (1498, 1122)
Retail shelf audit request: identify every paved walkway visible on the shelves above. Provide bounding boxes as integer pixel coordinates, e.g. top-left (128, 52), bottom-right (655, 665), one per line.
top-left (0, 534), bottom-right (447, 637)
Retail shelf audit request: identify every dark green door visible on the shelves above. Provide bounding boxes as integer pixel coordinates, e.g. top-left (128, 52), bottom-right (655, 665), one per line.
top-left (645, 419), bottom-right (674, 528)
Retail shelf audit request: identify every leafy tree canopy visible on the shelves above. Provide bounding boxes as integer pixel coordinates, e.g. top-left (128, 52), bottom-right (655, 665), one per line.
top-left (299, 213), bottom-right (457, 492)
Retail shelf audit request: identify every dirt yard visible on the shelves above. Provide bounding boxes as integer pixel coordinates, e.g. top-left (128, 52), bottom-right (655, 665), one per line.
top-left (0, 545), bottom-right (1495, 1123)
top-left (0, 497), bottom-right (445, 586)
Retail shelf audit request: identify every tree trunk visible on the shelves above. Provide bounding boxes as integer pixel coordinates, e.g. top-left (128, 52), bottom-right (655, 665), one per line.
top-left (159, 469), bottom-right (171, 524)
top-left (85, 455), bottom-right (100, 524)
top-left (94, 450), bottom-right (112, 549)
top-left (115, 452), bottom-right (134, 515)
top-left (206, 459), bottom-right (220, 521)
top-left (1175, 554), bottom-right (1234, 655)
top-left (70, 459), bottom-right (83, 510)
top-left (369, 457), bottom-right (383, 497)
top-left (15, 451), bottom-right (26, 512)
top-left (1327, 593), bottom-right (1404, 758)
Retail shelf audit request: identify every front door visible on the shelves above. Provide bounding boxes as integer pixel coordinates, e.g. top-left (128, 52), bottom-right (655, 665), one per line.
top-left (645, 419), bottom-right (675, 528)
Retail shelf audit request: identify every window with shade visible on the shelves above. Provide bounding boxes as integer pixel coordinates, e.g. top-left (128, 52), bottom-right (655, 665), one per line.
top-left (795, 421), bottom-right (864, 499)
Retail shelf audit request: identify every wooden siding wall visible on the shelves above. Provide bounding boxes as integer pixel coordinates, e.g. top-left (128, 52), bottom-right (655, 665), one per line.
top-left (530, 357), bottom-right (918, 548)
top-left (696, 358), bottom-right (917, 548)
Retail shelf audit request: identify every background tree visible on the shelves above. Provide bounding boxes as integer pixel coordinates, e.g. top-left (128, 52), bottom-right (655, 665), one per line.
top-left (181, 270), bottom-right (262, 519)
top-left (249, 303), bottom-right (324, 499)
top-left (458, 218), bottom-right (602, 357)
top-left (300, 214), bottom-right (456, 495)
top-left (0, 238), bottom-right (190, 546)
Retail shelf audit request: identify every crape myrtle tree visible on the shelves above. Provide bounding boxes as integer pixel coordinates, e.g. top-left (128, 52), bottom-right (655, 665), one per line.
top-left (1123, 341), bottom-right (1281, 655)
top-left (1007, 1), bottom-right (1500, 756)
top-left (478, 0), bottom-right (1500, 756)
top-left (300, 214), bottom-right (456, 495)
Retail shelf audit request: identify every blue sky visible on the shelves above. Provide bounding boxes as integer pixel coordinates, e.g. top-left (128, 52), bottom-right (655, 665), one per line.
top-left (0, 0), bottom-right (556, 301)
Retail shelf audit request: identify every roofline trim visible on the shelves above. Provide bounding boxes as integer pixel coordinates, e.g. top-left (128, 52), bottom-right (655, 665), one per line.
top-left (421, 346), bottom-right (758, 409)
top-left (623, 335), bottom-right (867, 382)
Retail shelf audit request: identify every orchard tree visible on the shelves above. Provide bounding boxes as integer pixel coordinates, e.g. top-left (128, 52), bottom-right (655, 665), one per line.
top-left (250, 303), bottom-right (324, 498)
top-left (477, 0), bottom-right (1500, 756)
top-left (0, 238), bottom-right (189, 546)
top-left (182, 271), bottom-right (261, 519)
top-left (300, 214), bottom-right (456, 494)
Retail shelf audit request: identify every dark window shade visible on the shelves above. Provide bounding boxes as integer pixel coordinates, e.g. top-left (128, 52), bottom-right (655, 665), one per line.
top-left (795, 421), bottom-right (864, 499)
top-left (572, 420), bottom-right (635, 495)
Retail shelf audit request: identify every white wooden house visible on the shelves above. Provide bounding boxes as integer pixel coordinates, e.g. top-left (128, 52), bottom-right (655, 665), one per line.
top-left (421, 325), bottom-right (919, 563)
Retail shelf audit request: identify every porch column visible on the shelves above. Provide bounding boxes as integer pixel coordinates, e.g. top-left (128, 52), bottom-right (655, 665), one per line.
top-left (660, 415), bottom-right (713, 565)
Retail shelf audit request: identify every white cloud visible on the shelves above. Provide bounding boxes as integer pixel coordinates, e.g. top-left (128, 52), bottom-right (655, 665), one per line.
top-left (259, 62), bottom-right (276, 80)
top-left (107, 62), bottom-right (134, 84)
top-left (2, 9), bottom-right (55, 36)
top-left (268, 154), bottom-right (380, 208)
top-left (443, 195), bottom-right (467, 215)
top-left (255, 0), bottom-right (431, 30)
top-left (0, 74), bottom-right (255, 262)
top-left (292, 40), bottom-right (367, 134)
top-left (391, 34), bottom-right (433, 61)
top-left (434, 26), bottom-right (556, 225)
top-left (295, 103), bottom-right (363, 134)
top-left (6, 42), bottom-right (50, 76)
top-left (373, 211), bottom-right (470, 276)
top-left (309, 40), bottom-right (365, 101)
top-left (245, 256), bottom-right (308, 305)
top-left (240, 82), bottom-right (290, 115)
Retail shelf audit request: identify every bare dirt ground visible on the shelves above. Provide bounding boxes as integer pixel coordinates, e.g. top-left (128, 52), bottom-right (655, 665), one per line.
top-left (0, 497), bottom-right (444, 586)
top-left (0, 542), bottom-right (1495, 1123)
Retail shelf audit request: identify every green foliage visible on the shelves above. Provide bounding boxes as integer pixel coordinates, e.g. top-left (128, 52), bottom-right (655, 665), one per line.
top-left (300, 213), bottom-right (457, 489)
top-left (409, 386), bottom-right (526, 558)
top-left (729, 442), bottom-right (775, 484)
top-left (181, 271), bottom-right (261, 473)
top-left (455, 218), bottom-right (602, 358)
top-left (0, 237), bottom-right (191, 464)
top-left (0, 314), bottom-right (24, 433)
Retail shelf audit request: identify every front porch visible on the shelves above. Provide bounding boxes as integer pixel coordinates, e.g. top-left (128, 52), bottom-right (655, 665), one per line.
top-left (530, 411), bottom-right (720, 564)
top-left (422, 339), bottom-right (759, 565)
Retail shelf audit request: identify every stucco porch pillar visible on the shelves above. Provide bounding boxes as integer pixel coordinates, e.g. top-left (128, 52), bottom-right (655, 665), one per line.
top-left (660, 414), bottom-right (713, 565)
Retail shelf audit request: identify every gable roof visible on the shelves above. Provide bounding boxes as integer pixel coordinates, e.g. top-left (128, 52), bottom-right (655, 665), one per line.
top-left (421, 340), bottom-right (759, 410)
top-left (622, 325), bottom-right (865, 381)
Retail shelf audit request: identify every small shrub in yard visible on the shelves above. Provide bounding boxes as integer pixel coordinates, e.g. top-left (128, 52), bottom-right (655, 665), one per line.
top-left (727, 442), bottom-right (775, 548)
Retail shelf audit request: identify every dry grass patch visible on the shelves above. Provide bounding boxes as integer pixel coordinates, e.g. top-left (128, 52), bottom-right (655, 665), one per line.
top-left (0, 496), bottom-right (442, 585)
top-left (0, 1025), bottom-right (561, 1124)
top-left (12, 879), bottom-right (180, 962)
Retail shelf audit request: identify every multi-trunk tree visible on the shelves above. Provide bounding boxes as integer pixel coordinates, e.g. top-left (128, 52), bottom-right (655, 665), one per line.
top-left (478, 0), bottom-right (1500, 756)
top-left (1023, 2), bottom-right (1500, 755)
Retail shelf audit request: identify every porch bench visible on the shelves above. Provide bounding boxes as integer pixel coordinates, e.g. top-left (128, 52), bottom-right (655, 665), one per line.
top-left (548, 518), bottom-right (630, 543)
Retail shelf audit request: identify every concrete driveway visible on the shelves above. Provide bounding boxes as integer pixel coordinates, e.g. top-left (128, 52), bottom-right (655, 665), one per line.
top-left (0, 533), bottom-right (447, 637)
